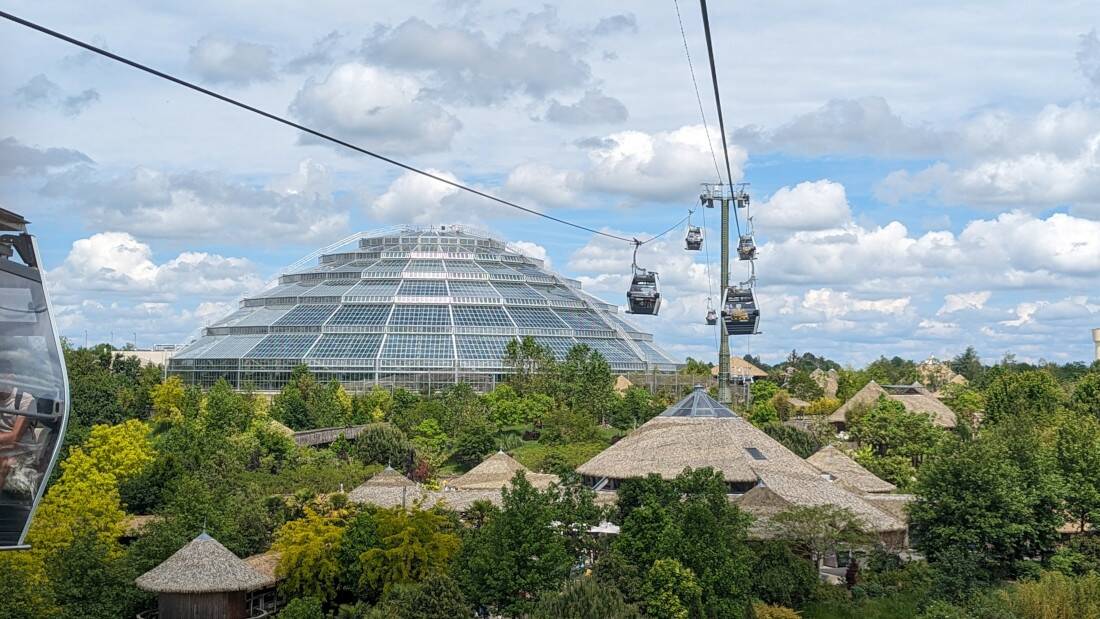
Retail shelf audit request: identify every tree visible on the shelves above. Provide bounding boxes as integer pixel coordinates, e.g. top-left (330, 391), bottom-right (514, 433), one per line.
top-left (0, 552), bottom-right (56, 618)
top-left (680, 357), bottom-right (713, 377)
top-left (360, 507), bottom-right (461, 596)
top-left (271, 365), bottom-right (319, 430)
top-left (908, 424), bottom-right (1063, 577)
top-left (279, 597), bottom-right (325, 619)
top-left (1055, 415), bottom-right (1100, 532)
top-left (785, 370), bottom-right (824, 401)
top-left (355, 423), bottom-right (416, 472)
top-left (760, 423), bottom-right (820, 459)
top-left (640, 559), bottom-right (704, 619)
top-left (1071, 372), bottom-right (1100, 418)
top-left (453, 420), bottom-right (497, 470)
top-left (950, 346), bottom-right (985, 384)
top-left (530, 577), bottom-right (640, 619)
top-left (204, 378), bottom-right (254, 433)
top-left (456, 472), bottom-right (573, 614)
top-left (374, 573), bottom-right (472, 618)
top-left (555, 345), bottom-right (615, 425)
top-left (354, 386), bottom-right (394, 424)
top-left (848, 396), bottom-right (944, 464)
top-left (767, 505), bottom-right (871, 569)
top-left (274, 509), bottom-right (346, 604)
top-left (28, 447), bottom-right (127, 556)
top-left (612, 387), bottom-right (658, 430)
top-left (150, 375), bottom-right (186, 424)
top-left (82, 419), bottom-right (155, 481)
top-left (411, 418), bottom-right (449, 464)
top-left (47, 524), bottom-right (138, 619)
top-left (751, 541), bottom-right (817, 608)
top-left (505, 336), bottom-right (557, 395)
top-left (983, 370), bottom-right (1063, 426)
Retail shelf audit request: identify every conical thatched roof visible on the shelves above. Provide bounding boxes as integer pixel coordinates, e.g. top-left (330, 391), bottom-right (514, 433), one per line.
top-left (448, 451), bottom-right (558, 490)
top-left (738, 471), bottom-right (905, 535)
top-left (827, 380), bottom-right (957, 428)
top-left (348, 466), bottom-right (424, 508)
top-left (136, 533), bottom-right (269, 593)
top-left (577, 387), bottom-right (819, 483)
top-left (807, 445), bottom-right (896, 494)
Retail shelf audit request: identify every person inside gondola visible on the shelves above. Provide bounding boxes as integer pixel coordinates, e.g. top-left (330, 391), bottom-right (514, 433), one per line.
top-left (0, 365), bottom-right (36, 494)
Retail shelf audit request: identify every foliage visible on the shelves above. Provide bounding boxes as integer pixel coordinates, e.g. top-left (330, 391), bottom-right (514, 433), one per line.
top-left (150, 375), bottom-right (186, 424)
top-left (835, 369), bottom-right (872, 403)
top-left (374, 573), bottom-right (472, 618)
top-left (640, 558), bottom-right (704, 619)
top-left (204, 378), bottom-right (255, 433)
top-left (274, 509), bottom-right (347, 605)
top-left (82, 419), bottom-right (155, 482)
top-left (768, 505), bottom-right (872, 568)
top-left (752, 540), bottom-right (819, 608)
top-left (982, 370), bottom-right (1064, 426)
top-left (849, 396), bottom-right (944, 464)
top-left (680, 357), bottom-right (713, 377)
top-left (752, 602), bottom-right (802, 619)
top-left (864, 356), bottom-right (919, 385)
top-left (505, 336), bottom-right (557, 395)
top-left (612, 386), bottom-right (659, 430)
top-left (786, 369), bottom-right (825, 401)
top-left (752, 380), bottom-right (780, 403)
top-left (412, 418), bottom-right (448, 462)
top-left (355, 423), bottom-right (417, 472)
top-left (852, 450), bottom-right (916, 491)
top-left (280, 596), bottom-right (326, 619)
top-left (512, 440), bottom-right (611, 473)
top-left (0, 552), bottom-right (56, 619)
top-left (455, 472), bottom-right (573, 615)
top-left (760, 422), bottom-right (821, 459)
top-left (28, 447), bottom-right (127, 556)
top-left (269, 366), bottom-right (353, 430)
top-left (1054, 415), bottom-right (1100, 532)
top-left (609, 469), bottom-right (755, 617)
top-left (64, 345), bottom-right (162, 430)
top-left (541, 403), bottom-right (600, 444)
top-left (1049, 534), bottom-right (1100, 576)
top-left (749, 398), bottom-right (780, 426)
top-left (950, 346), bottom-right (985, 384)
top-left (908, 423), bottom-right (1063, 578)
top-left (360, 507), bottom-right (461, 596)
top-left (995, 571), bottom-right (1100, 619)
top-left (47, 525), bottom-right (139, 619)
top-left (453, 419), bottom-right (497, 470)
top-left (805, 397), bottom-right (842, 415)
top-left (528, 577), bottom-right (641, 619)
top-left (1072, 372), bottom-right (1100, 417)
top-left (554, 344), bottom-right (615, 425)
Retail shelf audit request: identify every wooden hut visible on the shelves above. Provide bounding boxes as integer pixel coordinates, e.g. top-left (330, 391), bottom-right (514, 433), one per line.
top-left (807, 445), bottom-right (896, 494)
top-left (447, 450), bottom-right (558, 491)
top-left (347, 465), bottom-right (424, 508)
top-left (827, 380), bottom-right (957, 430)
top-left (136, 533), bottom-right (270, 619)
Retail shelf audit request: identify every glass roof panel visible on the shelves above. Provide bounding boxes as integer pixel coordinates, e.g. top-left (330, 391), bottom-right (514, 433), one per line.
top-left (405, 259), bottom-right (445, 272)
top-left (307, 333), bottom-right (384, 359)
top-left (539, 286), bottom-right (580, 302)
top-left (507, 307), bottom-right (568, 329)
top-left (388, 304), bottom-right (451, 327)
top-left (451, 305), bottom-right (513, 327)
top-left (576, 338), bottom-right (641, 363)
top-left (397, 280), bottom-right (448, 297)
top-left (345, 280), bottom-right (400, 298)
top-left (379, 334), bottom-right (454, 359)
top-left (301, 281), bottom-right (361, 297)
top-left (456, 336), bottom-right (514, 360)
top-left (234, 307), bottom-right (292, 327)
top-left (364, 259), bottom-right (409, 275)
top-left (532, 336), bottom-right (578, 360)
top-left (204, 334), bottom-right (266, 358)
top-left (479, 262), bottom-right (520, 276)
top-left (492, 282), bottom-right (545, 300)
top-left (272, 304), bottom-right (338, 326)
top-left (555, 310), bottom-right (610, 331)
top-left (448, 281), bottom-right (500, 299)
top-left (328, 304), bottom-right (391, 326)
top-left (443, 260), bottom-right (484, 273)
top-left (659, 388), bottom-right (736, 418)
top-left (256, 282), bottom-right (312, 298)
top-left (173, 336), bottom-right (223, 359)
top-left (245, 334), bottom-right (320, 359)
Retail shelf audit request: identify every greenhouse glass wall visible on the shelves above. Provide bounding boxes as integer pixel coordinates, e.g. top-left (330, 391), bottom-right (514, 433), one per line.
top-left (168, 225), bottom-right (680, 392)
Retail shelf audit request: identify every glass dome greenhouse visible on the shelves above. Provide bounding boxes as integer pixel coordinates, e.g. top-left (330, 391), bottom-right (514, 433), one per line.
top-left (168, 225), bottom-right (680, 392)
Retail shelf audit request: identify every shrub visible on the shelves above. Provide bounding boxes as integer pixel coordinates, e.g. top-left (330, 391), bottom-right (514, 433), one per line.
top-left (752, 541), bottom-right (817, 608)
top-left (279, 597), bottom-right (325, 619)
top-left (998, 571), bottom-right (1100, 619)
top-left (354, 423), bottom-right (416, 472)
top-left (528, 577), bottom-right (640, 619)
top-left (753, 602), bottom-right (801, 619)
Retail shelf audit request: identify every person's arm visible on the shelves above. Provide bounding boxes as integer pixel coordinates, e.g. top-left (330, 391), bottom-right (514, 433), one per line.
top-left (0, 412), bottom-right (29, 447)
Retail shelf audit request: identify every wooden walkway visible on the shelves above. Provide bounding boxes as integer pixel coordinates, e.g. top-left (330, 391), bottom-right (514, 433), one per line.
top-left (292, 424), bottom-right (371, 448)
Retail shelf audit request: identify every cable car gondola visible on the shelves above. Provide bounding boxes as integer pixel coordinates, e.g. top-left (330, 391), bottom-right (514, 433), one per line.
top-left (626, 241), bottom-right (661, 315)
top-left (721, 285), bottom-right (760, 335)
top-left (705, 309), bottom-right (717, 325)
top-left (737, 235), bottom-right (756, 261)
top-left (0, 208), bottom-right (69, 550)
top-left (685, 226), bottom-right (703, 251)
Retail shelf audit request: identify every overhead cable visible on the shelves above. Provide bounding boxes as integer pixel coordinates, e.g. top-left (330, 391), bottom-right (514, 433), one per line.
top-left (697, 0), bottom-right (743, 237)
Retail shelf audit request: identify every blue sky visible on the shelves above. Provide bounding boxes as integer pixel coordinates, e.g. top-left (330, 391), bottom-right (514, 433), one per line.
top-left (2, 1), bottom-right (1099, 365)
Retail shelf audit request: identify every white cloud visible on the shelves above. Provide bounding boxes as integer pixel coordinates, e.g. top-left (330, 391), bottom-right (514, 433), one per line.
top-left (503, 163), bottom-right (581, 207)
top-left (364, 169), bottom-right (500, 226)
top-left (755, 180), bottom-right (852, 232)
top-left (1078, 29), bottom-right (1100, 89)
top-left (13, 74), bottom-right (100, 116)
top-left (510, 241), bottom-right (550, 267)
top-left (290, 63), bottom-right (461, 155)
top-left (938, 291), bottom-right (992, 315)
top-left (188, 35), bottom-right (275, 85)
top-left (0, 137), bottom-right (91, 176)
top-left (584, 125), bottom-right (737, 201)
top-left (40, 161), bottom-right (349, 245)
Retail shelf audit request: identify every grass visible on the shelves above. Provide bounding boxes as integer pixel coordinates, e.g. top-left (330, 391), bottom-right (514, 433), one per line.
top-left (511, 440), bottom-right (610, 472)
top-left (801, 593), bottom-right (923, 619)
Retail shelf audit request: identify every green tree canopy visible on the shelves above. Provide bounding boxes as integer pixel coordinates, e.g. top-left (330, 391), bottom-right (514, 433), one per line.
top-left (983, 370), bottom-right (1064, 426)
top-left (360, 507), bottom-right (461, 597)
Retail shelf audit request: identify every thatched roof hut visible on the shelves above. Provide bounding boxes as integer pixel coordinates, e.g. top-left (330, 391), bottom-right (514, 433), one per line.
top-left (711, 356), bottom-right (768, 379)
top-left (136, 533), bottom-right (270, 619)
top-left (807, 445), bottom-right (896, 494)
top-left (448, 451), bottom-right (558, 490)
top-left (614, 375), bottom-right (633, 394)
top-left (242, 551), bottom-right (282, 590)
top-left (828, 381), bottom-right (957, 429)
top-left (577, 387), bottom-right (819, 491)
top-left (577, 387), bottom-right (907, 541)
top-left (347, 466), bottom-right (424, 508)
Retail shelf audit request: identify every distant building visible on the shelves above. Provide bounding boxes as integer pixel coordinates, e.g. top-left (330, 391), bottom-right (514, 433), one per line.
top-left (114, 348), bottom-right (174, 367)
top-left (1093, 328), bottom-right (1100, 361)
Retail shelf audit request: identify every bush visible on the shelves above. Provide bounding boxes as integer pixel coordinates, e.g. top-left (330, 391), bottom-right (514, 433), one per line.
top-left (760, 423), bottom-right (821, 459)
top-left (528, 577), bottom-right (640, 619)
top-left (280, 597), bottom-right (325, 619)
top-left (1049, 534), bottom-right (1100, 576)
top-left (917, 600), bottom-right (968, 619)
top-left (355, 423), bottom-right (416, 472)
top-left (998, 571), bottom-right (1100, 618)
top-left (453, 421), bottom-right (497, 470)
top-left (752, 541), bottom-right (817, 608)
top-left (753, 602), bottom-right (801, 619)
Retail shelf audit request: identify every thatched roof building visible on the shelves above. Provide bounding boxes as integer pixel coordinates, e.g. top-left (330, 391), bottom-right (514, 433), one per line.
top-left (136, 533), bottom-right (270, 619)
top-left (711, 356), bottom-right (768, 379)
top-left (577, 387), bottom-right (907, 540)
top-left (347, 466), bottom-right (424, 508)
top-left (614, 375), bottom-right (633, 394)
top-left (807, 445), bottom-right (896, 494)
top-left (448, 451), bottom-right (558, 490)
top-left (827, 381), bottom-right (957, 429)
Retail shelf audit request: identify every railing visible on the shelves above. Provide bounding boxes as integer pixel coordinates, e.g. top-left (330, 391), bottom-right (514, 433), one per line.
top-left (138, 609), bottom-right (270, 619)
top-left (292, 424), bottom-right (372, 447)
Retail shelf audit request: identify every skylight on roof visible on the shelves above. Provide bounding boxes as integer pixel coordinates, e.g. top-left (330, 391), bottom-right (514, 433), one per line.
top-left (745, 447), bottom-right (767, 461)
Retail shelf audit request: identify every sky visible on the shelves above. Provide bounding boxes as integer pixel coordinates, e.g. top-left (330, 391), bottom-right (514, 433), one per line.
top-left (2, 0), bottom-right (1100, 366)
